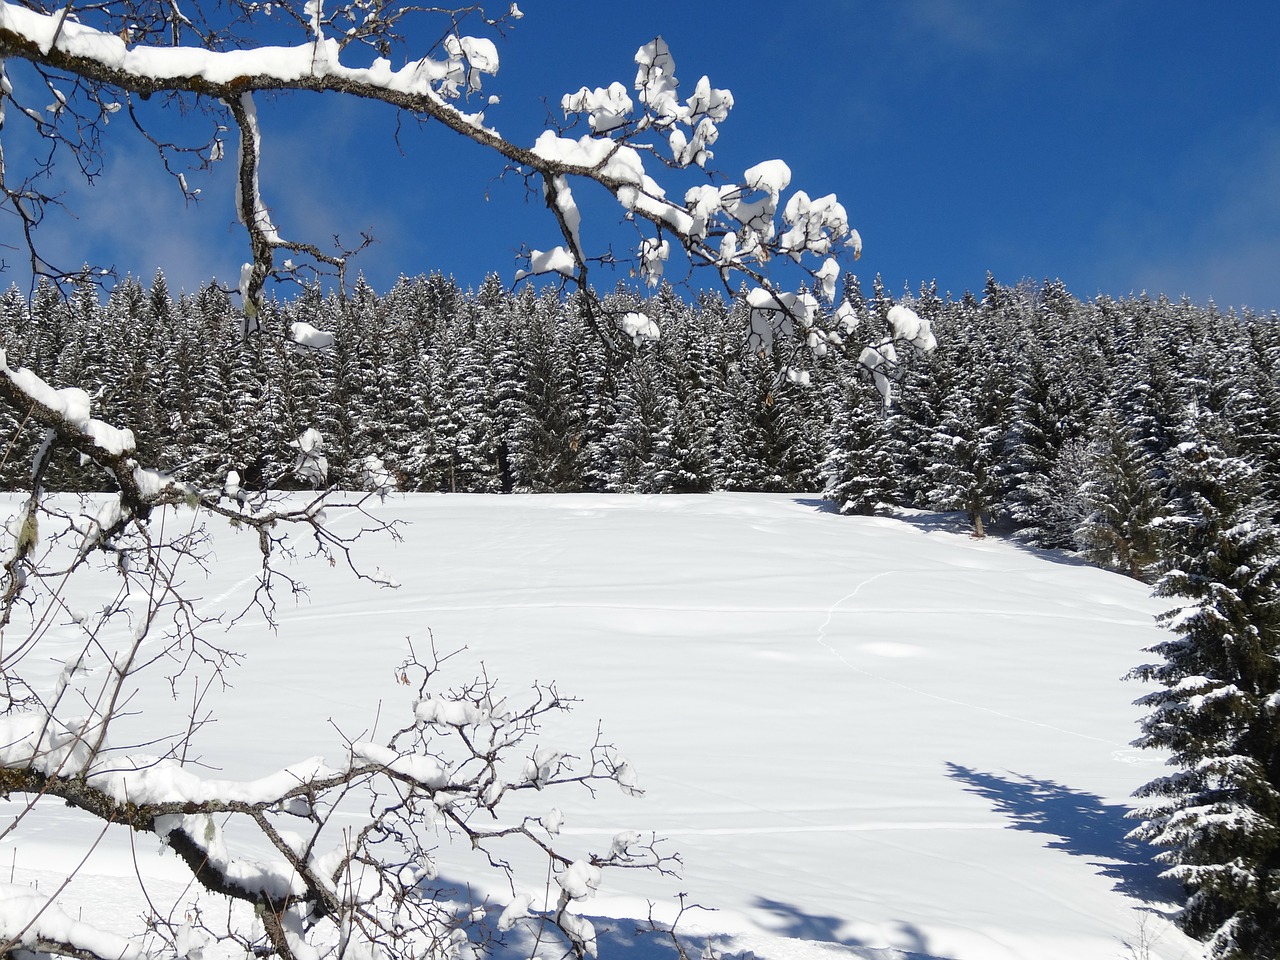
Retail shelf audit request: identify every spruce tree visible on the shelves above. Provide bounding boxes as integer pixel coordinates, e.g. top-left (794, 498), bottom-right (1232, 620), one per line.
top-left (1077, 404), bottom-right (1166, 580)
top-left (922, 391), bottom-right (1005, 537)
top-left (605, 349), bottom-right (675, 493)
top-left (1006, 335), bottom-right (1088, 547)
top-left (1128, 432), bottom-right (1280, 959)
top-left (823, 382), bottom-right (896, 514)
top-left (503, 289), bottom-right (588, 492)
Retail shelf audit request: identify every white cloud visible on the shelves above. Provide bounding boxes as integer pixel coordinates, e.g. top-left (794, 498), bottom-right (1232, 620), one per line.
top-left (0, 130), bottom-right (241, 295)
top-left (896, 0), bottom-right (1111, 66)
top-left (1098, 128), bottom-right (1280, 311)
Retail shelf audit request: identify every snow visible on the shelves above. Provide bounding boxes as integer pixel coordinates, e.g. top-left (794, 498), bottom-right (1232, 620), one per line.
top-left (233, 92), bottom-right (280, 246)
top-left (633, 37), bottom-right (681, 120)
top-left (560, 860), bottom-right (603, 900)
top-left (639, 237), bottom-right (670, 286)
top-left (529, 131), bottom-right (644, 184)
top-left (358, 454), bottom-right (396, 497)
top-left (887, 304), bottom-right (938, 354)
top-left (779, 192), bottom-right (852, 261)
top-left (744, 288), bottom-right (823, 358)
top-left (816, 257), bottom-right (841, 303)
top-left (545, 175), bottom-right (583, 254)
top-left (0, 883), bottom-right (146, 960)
top-left (290, 321), bottom-right (335, 349)
top-left (515, 245), bottom-right (577, 281)
top-left (0, 493), bottom-right (1199, 960)
top-left (497, 893), bottom-right (533, 931)
top-left (351, 741), bottom-right (445, 786)
top-left (291, 427), bottom-right (329, 485)
top-left (0, 1), bottom-right (500, 102)
top-left (621, 311), bottom-right (660, 345)
top-left (562, 82), bottom-right (633, 134)
top-left (743, 159), bottom-right (792, 199)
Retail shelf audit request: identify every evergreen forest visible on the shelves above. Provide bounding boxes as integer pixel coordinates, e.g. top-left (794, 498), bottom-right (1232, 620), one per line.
top-left (2, 269), bottom-right (1278, 585)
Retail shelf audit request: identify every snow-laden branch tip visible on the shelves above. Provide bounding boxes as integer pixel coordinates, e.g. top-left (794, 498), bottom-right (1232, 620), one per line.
top-left (289, 320), bottom-right (336, 348)
top-left (888, 303), bottom-right (938, 353)
top-left (621, 311), bottom-right (660, 345)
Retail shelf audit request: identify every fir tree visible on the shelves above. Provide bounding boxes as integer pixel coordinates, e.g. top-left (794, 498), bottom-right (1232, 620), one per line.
top-left (504, 291), bottom-right (588, 492)
top-left (605, 349), bottom-right (676, 493)
top-left (1006, 335), bottom-right (1088, 547)
top-left (1076, 405), bottom-right (1166, 580)
top-left (923, 391), bottom-right (1005, 538)
top-left (1127, 433), bottom-right (1280, 959)
top-left (823, 382), bottom-right (896, 514)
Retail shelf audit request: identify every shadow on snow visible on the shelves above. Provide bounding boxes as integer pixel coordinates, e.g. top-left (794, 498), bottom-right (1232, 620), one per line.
top-left (485, 895), bottom-right (944, 960)
top-left (796, 497), bottom-right (1106, 573)
top-left (750, 897), bottom-right (940, 958)
top-left (945, 763), bottom-right (1180, 906)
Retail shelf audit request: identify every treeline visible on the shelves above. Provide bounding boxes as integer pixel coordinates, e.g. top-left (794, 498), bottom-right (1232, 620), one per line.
top-left (1, 270), bottom-right (1277, 580)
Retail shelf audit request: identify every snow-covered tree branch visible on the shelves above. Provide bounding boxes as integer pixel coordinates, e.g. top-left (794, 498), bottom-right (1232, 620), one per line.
top-left (0, 0), bottom-right (881, 363)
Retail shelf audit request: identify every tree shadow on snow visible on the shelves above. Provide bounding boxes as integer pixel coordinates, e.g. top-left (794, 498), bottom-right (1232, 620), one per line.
top-left (750, 898), bottom-right (939, 959)
top-left (881, 510), bottom-right (1100, 571)
top-left (752, 896), bottom-right (851, 943)
top-left (996, 533), bottom-right (1102, 571)
top-left (798, 498), bottom-right (1111, 575)
top-left (484, 898), bottom-right (942, 960)
top-left (482, 908), bottom-right (687, 960)
top-left (945, 763), bottom-right (1180, 905)
top-left (792, 495), bottom-right (840, 515)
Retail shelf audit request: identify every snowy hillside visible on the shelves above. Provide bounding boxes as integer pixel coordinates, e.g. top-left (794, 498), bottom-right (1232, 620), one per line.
top-left (1, 493), bottom-right (1203, 960)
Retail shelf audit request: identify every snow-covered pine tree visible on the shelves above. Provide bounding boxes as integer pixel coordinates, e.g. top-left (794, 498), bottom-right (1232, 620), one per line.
top-left (566, 290), bottom-right (621, 493)
top-left (649, 288), bottom-right (716, 494)
top-left (0, 286), bottom-right (32, 489)
top-left (395, 348), bottom-right (449, 492)
top-left (1117, 333), bottom-right (1192, 491)
top-left (605, 348), bottom-right (677, 493)
top-left (23, 277), bottom-right (72, 378)
top-left (181, 284), bottom-right (243, 487)
top-left (504, 289), bottom-right (589, 492)
top-left (885, 290), bottom-right (958, 506)
top-left (1233, 318), bottom-right (1280, 510)
top-left (823, 381), bottom-right (897, 514)
top-left (1127, 428), bottom-right (1280, 959)
top-left (1076, 403), bottom-right (1166, 580)
top-left (923, 390), bottom-right (1005, 538)
top-left (142, 270), bottom-right (198, 473)
top-left (1005, 326), bottom-right (1090, 547)
top-left (711, 351), bottom-right (804, 492)
top-left (428, 301), bottom-right (507, 493)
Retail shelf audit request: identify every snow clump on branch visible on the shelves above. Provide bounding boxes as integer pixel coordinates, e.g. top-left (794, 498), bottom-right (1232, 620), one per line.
top-left (859, 304), bottom-right (938, 405)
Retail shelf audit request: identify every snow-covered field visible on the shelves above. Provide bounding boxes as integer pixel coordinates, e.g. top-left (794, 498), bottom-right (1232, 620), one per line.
top-left (1, 493), bottom-right (1204, 960)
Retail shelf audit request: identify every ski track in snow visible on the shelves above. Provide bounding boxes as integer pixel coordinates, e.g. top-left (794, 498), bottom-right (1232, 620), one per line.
top-left (815, 572), bottom-right (1129, 750)
top-left (555, 821), bottom-right (1007, 837)
top-left (195, 570), bottom-right (265, 619)
top-left (246, 600), bottom-right (1155, 628)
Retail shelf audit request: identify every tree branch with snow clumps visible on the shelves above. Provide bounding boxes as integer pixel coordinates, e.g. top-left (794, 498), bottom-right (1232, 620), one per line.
top-left (0, 3), bottom-right (875, 369)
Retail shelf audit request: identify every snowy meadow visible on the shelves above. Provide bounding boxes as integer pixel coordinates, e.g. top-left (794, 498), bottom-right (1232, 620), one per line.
top-left (1, 492), bottom-right (1203, 960)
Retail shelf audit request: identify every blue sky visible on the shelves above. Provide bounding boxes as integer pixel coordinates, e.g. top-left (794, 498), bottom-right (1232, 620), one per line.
top-left (3, 2), bottom-right (1279, 311)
